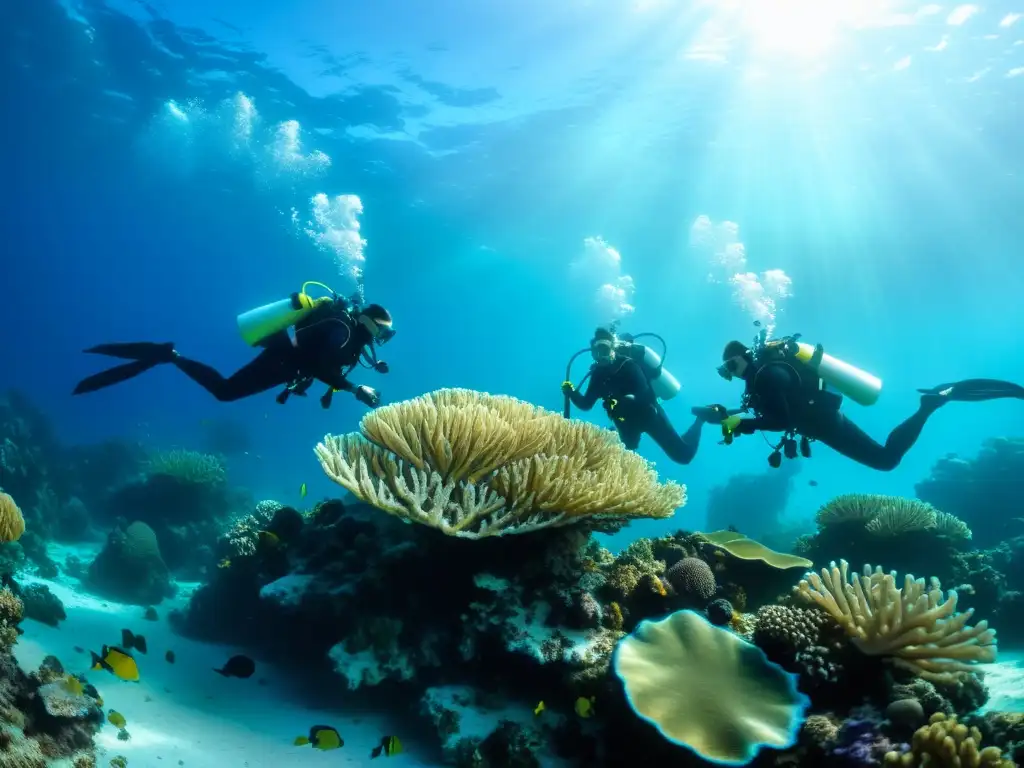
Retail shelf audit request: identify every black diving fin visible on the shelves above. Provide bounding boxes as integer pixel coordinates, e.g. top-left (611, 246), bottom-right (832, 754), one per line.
top-left (691, 404), bottom-right (745, 425)
top-left (84, 342), bottom-right (176, 361)
top-left (917, 379), bottom-right (1024, 403)
top-left (74, 342), bottom-right (178, 395)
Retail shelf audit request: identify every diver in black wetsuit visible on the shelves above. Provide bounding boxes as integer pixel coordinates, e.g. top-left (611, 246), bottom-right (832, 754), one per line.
top-left (718, 338), bottom-right (1024, 471)
top-left (561, 327), bottom-right (712, 464)
top-left (73, 297), bottom-right (394, 410)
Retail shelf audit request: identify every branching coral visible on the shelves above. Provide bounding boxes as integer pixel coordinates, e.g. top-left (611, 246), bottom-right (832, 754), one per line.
top-left (144, 449), bottom-right (225, 485)
top-left (315, 389), bottom-right (685, 538)
top-left (796, 560), bottom-right (997, 683)
top-left (884, 713), bottom-right (1014, 767)
top-left (815, 494), bottom-right (972, 541)
top-left (224, 500), bottom-right (282, 556)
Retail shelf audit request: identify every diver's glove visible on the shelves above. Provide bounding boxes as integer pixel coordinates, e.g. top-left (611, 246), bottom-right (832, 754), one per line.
top-left (374, 361), bottom-right (390, 374)
top-left (561, 381), bottom-right (575, 395)
top-left (355, 385), bottom-right (381, 408)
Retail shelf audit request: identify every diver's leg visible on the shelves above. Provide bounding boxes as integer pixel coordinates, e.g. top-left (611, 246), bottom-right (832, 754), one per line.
top-left (616, 423), bottom-right (643, 450)
top-left (645, 405), bottom-right (701, 465)
top-left (808, 403), bottom-right (939, 471)
top-left (172, 350), bottom-right (292, 402)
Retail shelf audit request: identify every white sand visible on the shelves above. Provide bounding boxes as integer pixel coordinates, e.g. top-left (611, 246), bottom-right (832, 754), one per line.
top-left (15, 571), bottom-right (435, 767)
top-left (979, 649), bottom-right (1024, 714)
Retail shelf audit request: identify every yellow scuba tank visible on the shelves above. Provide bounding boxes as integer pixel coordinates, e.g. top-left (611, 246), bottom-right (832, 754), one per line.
top-left (792, 342), bottom-right (882, 406)
top-left (237, 282), bottom-right (335, 346)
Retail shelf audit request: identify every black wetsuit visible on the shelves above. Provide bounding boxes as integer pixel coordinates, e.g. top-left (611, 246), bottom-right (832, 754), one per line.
top-left (73, 302), bottom-right (373, 404)
top-left (736, 361), bottom-right (939, 471)
top-left (568, 348), bottom-right (703, 464)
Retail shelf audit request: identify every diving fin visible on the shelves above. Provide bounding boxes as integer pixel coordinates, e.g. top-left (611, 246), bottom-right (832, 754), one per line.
top-left (918, 378), bottom-right (1024, 403)
top-left (84, 342), bottom-right (176, 361)
top-left (691, 405), bottom-right (745, 425)
top-left (74, 342), bottom-right (178, 395)
top-left (73, 359), bottom-right (163, 395)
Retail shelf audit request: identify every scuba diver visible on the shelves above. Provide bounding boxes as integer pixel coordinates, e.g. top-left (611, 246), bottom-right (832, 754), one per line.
top-left (562, 326), bottom-right (732, 464)
top-left (73, 282), bottom-right (394, 410)
top-left (716, 327), bottom-right (1024, 471)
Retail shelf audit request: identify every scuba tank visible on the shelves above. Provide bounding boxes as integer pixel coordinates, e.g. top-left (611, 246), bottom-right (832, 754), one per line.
top-left (758, 333), bottom-right (882, 407)
top-left (237, 281), bottom-right (338, 347)
top-left (562, 330), bottom-right (680, 418)
top-left (622, 334), bottom-right (681, 401)
top-left (791, 342), bottom-right (882, 406)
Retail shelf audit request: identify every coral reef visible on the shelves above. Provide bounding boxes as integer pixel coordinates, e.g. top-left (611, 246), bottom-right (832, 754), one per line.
top-left (705, 460), bottom-right (803, 547)
top-left (884, 713), bottom-right (1014, 766)
top-left (87, 521), bottom-right (176, 605)
top-left (915, 437), bottom-right (1024, 549)
top-left (103, 449), bottom-right (238, 577)
top-left (797, 560), bottom-right (996, 683)
top-left (795, 494), bottom-right (971, 584)
top-left (17, 584), bottom-right (66, 627)
top-left (315, 388), bottom-right (685, 538)
top-left (0, 493), bottom-right (26, 544)
top-left (0, 577), bottom-right (100, 765)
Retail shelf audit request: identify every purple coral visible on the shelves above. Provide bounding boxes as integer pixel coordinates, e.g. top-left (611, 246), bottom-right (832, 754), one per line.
top-left (666, 557), bottom-right (716, 601)
top-left (830, 718), bottom-right (907, 766)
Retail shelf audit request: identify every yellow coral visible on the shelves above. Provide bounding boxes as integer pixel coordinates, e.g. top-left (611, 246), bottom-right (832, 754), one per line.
top-left (884, 713), bottom-right (1014, 767)
top-left (0, 493), bottom-right (25, 542)
top-left (315, 389), bottom-right (685, 538)
top-left (797, 560), bottom-right (996, 682)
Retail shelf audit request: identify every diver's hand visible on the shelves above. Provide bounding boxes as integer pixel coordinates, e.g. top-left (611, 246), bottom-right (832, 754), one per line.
top-left (355, 385), bottom-right (380, 408)
top-left (375, 360), bottom-right (390, 374)
top-left (561, 381), bottom-right (575, 395)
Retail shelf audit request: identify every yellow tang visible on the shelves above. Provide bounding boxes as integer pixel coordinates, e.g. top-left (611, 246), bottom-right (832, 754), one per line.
top-left (300, 482), bottom-right (307, 498)
top-left (295, 725), bottom-right (343, 750)
top-left (107, 710), bottom-right (127, 729)
top-left (257, 530), bottom-right (280, 548)
top-left (91, 646), bottom-right (140, 683)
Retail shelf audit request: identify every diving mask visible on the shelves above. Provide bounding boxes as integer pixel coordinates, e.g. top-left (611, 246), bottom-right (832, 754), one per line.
top-left (717, 357), bottom-right (743, 381)
top-left (361, 315), bottom-right (396, 345)
top-left (591, 340), bottom-right (614, 363)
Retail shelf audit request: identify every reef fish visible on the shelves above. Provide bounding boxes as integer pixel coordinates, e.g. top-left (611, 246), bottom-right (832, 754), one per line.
top-left (61, 675), bottom-right (84, 696)
top-left (108, 710), bottom-right (127, 729)
top-left (533, 701), bottom-right (545, 716)
top-left (121, 629), bottom-right (147, 654)
top-left (91, 646), bottom-right (140, 682)
top-left (575, 696), bottom-right (595, 718)
top-left (214, 655), bottom-right (255, 678)
top-left (165, 650), bottom-right (175, 664)
top-left (370, 735), bottom-right (402, 758)
top-left (295, 725), bottom-right (343, 750)
top-left (257, 530), bottom-right (279, 548)
top-left (300, 482), bottom-right (307, 498)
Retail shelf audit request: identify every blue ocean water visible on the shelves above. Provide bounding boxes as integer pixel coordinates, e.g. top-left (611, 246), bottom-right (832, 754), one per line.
top-left (2, 0), bottom-right (1024, 766)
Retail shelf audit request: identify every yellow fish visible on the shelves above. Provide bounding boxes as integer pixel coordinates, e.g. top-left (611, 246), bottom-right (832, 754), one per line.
top-left (295, 725), bottom-right (343, 750)
top-left (217, 558), bottom-right (231, 569)
top-left (300, 483), bottom-right (307, 498)
top-left (61, 675), bottom-right (84, 696)
top-left (533, 701), bottom-right (545, 716)
top-left (652, 575), bottom-right (667, 597)
top-left (371, 735), bottom-right (402, 758)
top-left (107, 710), bottom-right (127, 729)
top-left (91, 646), bottom-right (140, 683)
top-left (574, 696), bottom-right (596, 719)
top-left (257, 530), bottom-right (280, 548)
